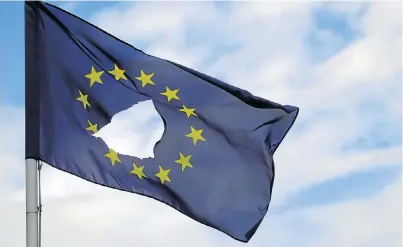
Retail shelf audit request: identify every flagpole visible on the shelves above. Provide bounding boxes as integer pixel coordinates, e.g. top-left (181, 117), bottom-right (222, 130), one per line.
top-left (26, 158), bottom-right (39, 247)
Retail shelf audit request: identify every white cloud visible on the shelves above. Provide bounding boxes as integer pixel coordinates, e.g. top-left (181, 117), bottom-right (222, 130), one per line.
top-left (1, 1), bottom-right (401, 247)
top-left (1, 163), bottom-right (400, 247)
top-left (57, 1), bottom-right (78, 12)
top-left (94, 100), bottom-right (163, 159)
top-left (301, 176), bottom-right (402, 247)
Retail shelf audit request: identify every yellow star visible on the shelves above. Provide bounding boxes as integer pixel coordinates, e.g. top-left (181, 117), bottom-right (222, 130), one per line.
top-left (135, 70), bottom-right (155, 87)
top-left (104, 148), bottom-right (121, 166)
top-left (160, 86), bottom-right (180, 102)
top-left (76, 90), bottom-right (91, 109)
top-left (185, 126), bottom-right (206, 146)
top-left (85, 66), bottom-right (104, 87)
top-left (86, 120), bottom-right (98, 134)
top-left (109, 63), bottom-right (127, 81)
top-left (179, 105), bottom-right (198, 118)
top-left (175, 152), bottom-right (193, 172)
top-left (130, 162), bottom-right (147, 179)
top-left (155, 165), bottom-right (171, 184)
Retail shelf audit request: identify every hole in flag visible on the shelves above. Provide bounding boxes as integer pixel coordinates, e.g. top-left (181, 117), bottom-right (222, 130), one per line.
top-left (94, 100), bottom-right (163, 159)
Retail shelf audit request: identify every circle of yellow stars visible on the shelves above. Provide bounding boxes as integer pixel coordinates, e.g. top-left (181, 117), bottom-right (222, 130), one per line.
top-left (75, 64), bottom-right (206, 185)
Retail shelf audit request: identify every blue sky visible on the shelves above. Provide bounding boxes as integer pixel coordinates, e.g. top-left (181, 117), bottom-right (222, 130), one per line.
top-left (0, 1), bottom-right (401, 247)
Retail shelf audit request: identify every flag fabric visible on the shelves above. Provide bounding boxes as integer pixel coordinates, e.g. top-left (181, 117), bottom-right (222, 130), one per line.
top-left (25, 1), bottom-right (299, 242)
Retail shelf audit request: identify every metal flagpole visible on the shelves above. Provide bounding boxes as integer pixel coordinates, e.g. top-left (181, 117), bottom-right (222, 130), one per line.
top-left (26, 158), bottom-right (39, 247)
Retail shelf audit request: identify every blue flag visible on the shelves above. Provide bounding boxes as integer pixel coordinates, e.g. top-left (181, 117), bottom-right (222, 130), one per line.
top-left (25, 1), bottom-right (299, 242)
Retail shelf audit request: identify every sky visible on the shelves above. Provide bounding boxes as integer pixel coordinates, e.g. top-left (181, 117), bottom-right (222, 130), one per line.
top-left (0, 1), bottom-right (402, 247)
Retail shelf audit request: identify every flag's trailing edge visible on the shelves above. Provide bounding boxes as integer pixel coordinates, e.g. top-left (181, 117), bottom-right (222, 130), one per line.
top-left (25, 1), bottom-right (299, 242)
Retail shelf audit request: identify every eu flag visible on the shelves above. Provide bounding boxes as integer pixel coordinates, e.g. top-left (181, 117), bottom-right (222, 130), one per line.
top-left (25, 1), bottom-right (299, 242)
